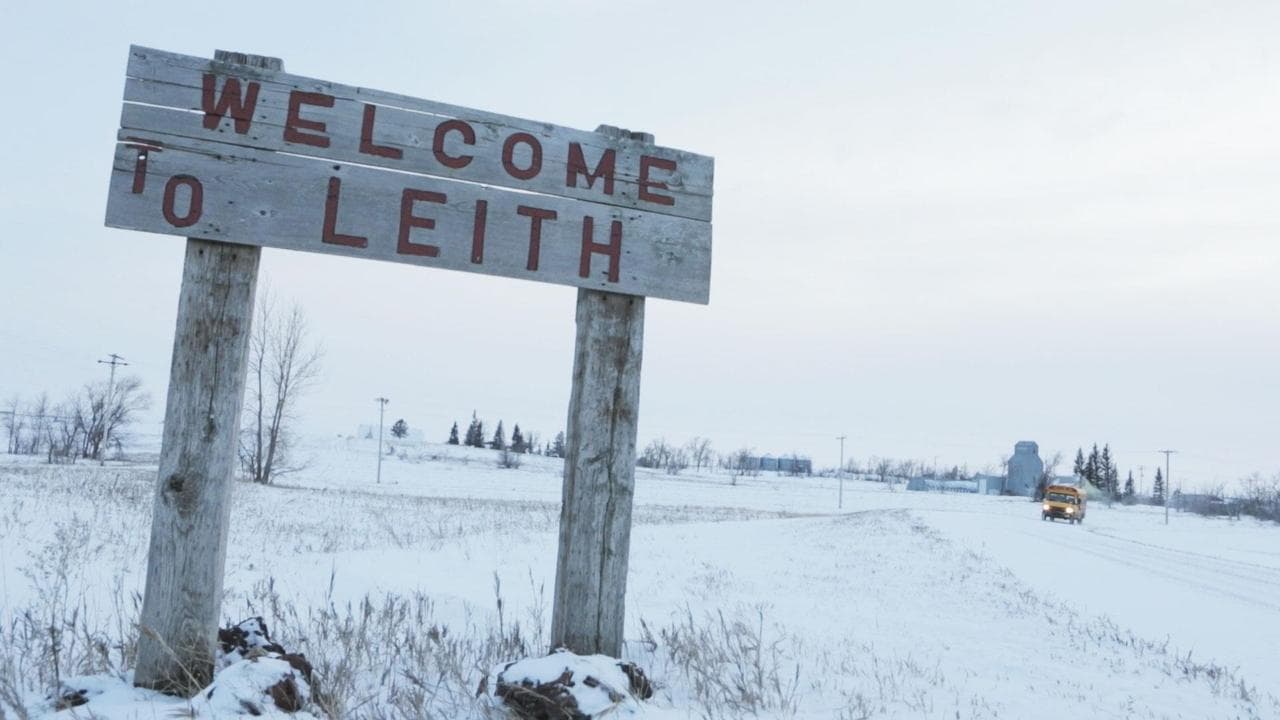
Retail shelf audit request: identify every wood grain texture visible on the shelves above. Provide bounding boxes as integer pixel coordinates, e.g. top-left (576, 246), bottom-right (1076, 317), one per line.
top-left (105, 132), bottom-right (712, 303)
top-left (134, 239), bottom-right (260, 693)
top-left (132, 49), bottom-right (270, 696)
top-left (551, 288), bottom-right (645, 657)
top-left (120, 45), bottom-right (714, 223)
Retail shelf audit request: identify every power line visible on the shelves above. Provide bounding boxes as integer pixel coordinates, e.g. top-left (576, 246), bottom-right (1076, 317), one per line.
top-left (0, 411), bottom-right (75, 422)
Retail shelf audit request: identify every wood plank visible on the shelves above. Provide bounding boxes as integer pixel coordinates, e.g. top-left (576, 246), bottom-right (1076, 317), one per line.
top-left (551, 287), bottom-right (644, 657)
top-left (120, 45), bottom-right (713, 223)
top-left (105, 132), bottom-right (712, 304)
top-left (133, 48), bottom-right (275, 696)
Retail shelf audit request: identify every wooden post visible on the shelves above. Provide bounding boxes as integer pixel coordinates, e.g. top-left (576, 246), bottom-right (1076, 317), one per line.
top-left (551, 126), bottom-right (650, 656)
top-left (133, 49), bottom-right (277, 695)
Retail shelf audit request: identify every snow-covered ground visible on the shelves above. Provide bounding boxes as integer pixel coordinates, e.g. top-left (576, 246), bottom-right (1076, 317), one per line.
top-left (1, 437), bottom-right (1276, 718)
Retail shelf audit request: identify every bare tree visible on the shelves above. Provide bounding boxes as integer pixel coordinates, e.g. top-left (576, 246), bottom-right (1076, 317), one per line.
top-left (3, 394), bottom-right (23, 454)
top-left (894, 459), bottom-right (917, 483)
top-left (23, 393), bottom-right (51, 455)
top-left (46, 398), bottom-right (81, 464)
top-left (638, 438), bottom-right (673, 469)
top-left (729, 447), bottom-right (757, 484)
top-left (1036, 451), bottom-right (1063, 500)
top-left (665, 447), bottom-right (689, 475)
top-left (872, 457), bottom-right (893, 484)
top-left (685, 436), bottom-right (714, 472)
top-left (637, 437), bottom-right (690, 473)
top-left (240, 292), bottom-right (323, 484)
top-left (74, 376), bottom-right (149, 460)
top-left (1239, 472), bottom-right (1280, 522)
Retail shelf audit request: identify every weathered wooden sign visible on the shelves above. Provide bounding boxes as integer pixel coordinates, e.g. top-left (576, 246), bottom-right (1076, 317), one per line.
top-left (111, 48), bottom-right (711, 694)
top-left (106, 46), bottom-right (714, 303)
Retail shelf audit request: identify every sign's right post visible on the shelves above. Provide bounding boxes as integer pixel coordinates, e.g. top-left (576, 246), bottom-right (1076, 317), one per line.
top-left (551, 126), bottom-right (653, 657)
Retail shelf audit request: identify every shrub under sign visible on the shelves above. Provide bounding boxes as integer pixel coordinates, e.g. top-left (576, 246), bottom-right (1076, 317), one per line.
top-left (104, 47), bottom-right (713, 695)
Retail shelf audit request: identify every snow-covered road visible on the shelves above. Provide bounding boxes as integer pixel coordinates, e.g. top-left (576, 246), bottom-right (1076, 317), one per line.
top-left (916, 499), bottom-right (1280, 687)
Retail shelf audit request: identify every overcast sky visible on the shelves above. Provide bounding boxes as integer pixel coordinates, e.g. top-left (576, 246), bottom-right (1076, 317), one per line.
top-left (2, 1), bottom-right (1277, 488)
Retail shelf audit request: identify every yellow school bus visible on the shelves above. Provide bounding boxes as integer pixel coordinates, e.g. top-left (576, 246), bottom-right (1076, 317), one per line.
top-left (1042, 484), bottom-right (1087, 524)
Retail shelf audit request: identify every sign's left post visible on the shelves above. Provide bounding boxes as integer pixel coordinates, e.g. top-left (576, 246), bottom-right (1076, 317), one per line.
top-left (132, 49), bottom-right (278, 696)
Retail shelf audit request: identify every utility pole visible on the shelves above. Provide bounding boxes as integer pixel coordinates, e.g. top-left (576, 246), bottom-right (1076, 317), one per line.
top-left (97, 353), bottom-right (128, 462)
top-left (375, 397), bottom-right (390, 483)
top-left (836, 435), bottom-right (847, 509)
top-left (1159, 450), bottom-right (1176, 525)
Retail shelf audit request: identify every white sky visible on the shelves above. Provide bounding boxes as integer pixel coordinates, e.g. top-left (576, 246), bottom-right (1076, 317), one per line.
top-left (1, 0), bottom-right (1277, 488)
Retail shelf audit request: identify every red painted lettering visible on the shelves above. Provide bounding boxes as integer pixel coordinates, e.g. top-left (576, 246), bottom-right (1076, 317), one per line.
top-left (162, 175), bottom-right (203, 228)
top-left (322, 177), bottom-right (367, 248)
top-left (502, 133), bottom-right (542, 180)
top-left (639, 155), bottom-right (676, 206)
top-left (398, 189), bottom-right (446, 257)
top-left (566, 143), bottom-right (616, 195)
top-left (433, 120), bottom-right (475, 169)
top-left (359, 104), bottom-right (403, 159)
top-left (285, 91), bottom-right (334, 148)
top-left (125, 138), bottom-right (162, 194)
top-left (579, 216), bottom-right (622, 283)
top-left (201, 74), bottom-right (260, 134)
top-left (517, 206), bottom-right (558, 271)
top-left (471, 200), bottom-right (488, 264)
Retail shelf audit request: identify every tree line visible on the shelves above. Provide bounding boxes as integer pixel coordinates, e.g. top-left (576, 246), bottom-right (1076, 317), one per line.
top-left (636, 437), bottom-right (715, 475)
top-left (2, 377), bottom-right (150, 463)
top-left (440, 413), bottom-right (559, 457)
top-left (1072, 443), bottom-right (1167, 505)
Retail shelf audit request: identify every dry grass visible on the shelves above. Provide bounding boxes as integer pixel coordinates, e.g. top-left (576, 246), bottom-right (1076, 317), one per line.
top-left (233, 572), bottom-right (543, 719)
top-left (645, 608), bottom-right (801, 719)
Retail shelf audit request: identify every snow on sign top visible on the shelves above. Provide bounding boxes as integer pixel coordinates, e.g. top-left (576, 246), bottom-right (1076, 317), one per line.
top-left (104, 46), bottom-right (715, 304)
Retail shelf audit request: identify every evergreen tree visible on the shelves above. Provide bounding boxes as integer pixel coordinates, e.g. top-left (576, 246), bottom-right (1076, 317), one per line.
top-left (1085, 444), bottom-right (1101, 489)
top-left (465, 412), bottom-right (485, 448)
top-left (510, 424), bottom-right (526, 453)
top-left (552, 431), bottom-right (566, 458)
top-left (1073, 448), bottom-right (1086, 478)
top-left (490, 420), bottom-right (506, 450)
top-left (1123, 470), bottom-right (1135, 500)
top-left (390, 419), bottom-right (408, 439)
top-left (1152, 467), bottom-right (1165, 505)
top-left (1100, 444), bottom-right (1114, 494)
top-left (447, 421), bottom-right (460, 445)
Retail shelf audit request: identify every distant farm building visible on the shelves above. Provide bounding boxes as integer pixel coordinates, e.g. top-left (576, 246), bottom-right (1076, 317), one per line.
top-left (906, 477), bottom-right (980, 493)
top-left (906, 441), bottom-right (1046, 496)
top-left (745, 455), bottom-right (812, 475)
top-left (1005, 441), bottom-right (1044, 496)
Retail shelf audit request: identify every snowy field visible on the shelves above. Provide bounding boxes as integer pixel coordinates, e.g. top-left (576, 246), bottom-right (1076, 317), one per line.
top-left (1, 438), bottom-right (1277, 719)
